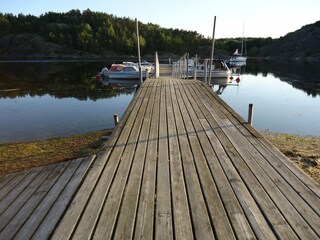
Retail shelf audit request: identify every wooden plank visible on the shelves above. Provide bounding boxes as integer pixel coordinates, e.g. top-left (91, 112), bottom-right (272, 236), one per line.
top-left (134, 80), bottom-right (161, 239)
top-left (0, 172), bottom-right (17, 190)
top-left (32, 155), bottom-right (95, 239)
top-left (0, 168), bottom-right (34, 202)
top-left (192, 80), bottom-right (317, 239)
top-left (52, 81), bottom-right (150, 239)
top-left (0, 161), bottom-right (69, 239)
top-left (167, 79), bottom-right (194, 240)
top-left (13, 157), bottom-right (84, 239)
top-left (154, 78), bottom-right (173, 240)
top-left (0, 164), bottom-right (56, 233)
top-left (191, 81), bottom-right (299, 239)
top-left (112, 80), bottom-right (156, 239)
top-left (179, 79), bottom-right (269, 239)
top-left (213, 105), bottom-right (320, 235)
top-left (202, 82), bottom-right (320, 196)
top-left (195, 81), bottom-right (320, 238)
top-left (91, 79), bottom-right (154, 239)
top-left (202, 82), bottom-right (320, 211)
top-left (0, 168), bottom-right (42, 215)
top-left (172, 79), bottom-right (216, 239)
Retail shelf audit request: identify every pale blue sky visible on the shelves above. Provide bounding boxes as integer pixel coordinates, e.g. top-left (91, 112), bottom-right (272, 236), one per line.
top-left (0, 0), bottom-right (319, 38)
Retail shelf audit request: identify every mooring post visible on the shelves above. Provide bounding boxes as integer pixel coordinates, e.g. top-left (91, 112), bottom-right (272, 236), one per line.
top-left (154, 51), bottom-right (160, 78)
top-left (248, 103), bottom-right (254, 126)
top-left (114, 114), bottom-right (119, 126)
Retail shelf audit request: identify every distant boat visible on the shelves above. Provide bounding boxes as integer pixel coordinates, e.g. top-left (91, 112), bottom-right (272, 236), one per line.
top-left (97, 62), bottom-right (154, 80)
top-left (230, 22), bottom-right (247, 63)
top-left (195, 60), bottom-right (232, 78)
top-left (109, 65), bottom-right (149, 80)
top-left (97, 63), bottom-right (125, 79)
top-left (229, 48), bottom-right (247, 63)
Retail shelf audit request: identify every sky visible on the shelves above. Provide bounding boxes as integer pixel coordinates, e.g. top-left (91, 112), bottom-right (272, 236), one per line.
top-left (0, 0), bottom-right (319, 39)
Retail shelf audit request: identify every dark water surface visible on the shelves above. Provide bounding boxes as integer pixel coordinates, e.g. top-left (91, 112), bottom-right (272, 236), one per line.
top-left (215, 59), bottom-right (320, 136)
top-left (0, 60), bottom-right (319, 144)
top-left (0, 61), bottom-right (137, 143)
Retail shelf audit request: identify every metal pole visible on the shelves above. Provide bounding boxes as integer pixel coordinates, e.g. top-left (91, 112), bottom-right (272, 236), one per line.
top-left (193, 54), bottom-right (197, 80)
top-left (135, 18), bottom-right (143, 84)
top-left (208, 16), bottom-right (216, 83)
top-left (186, 52), bottom-right (189, 79)
top-left (248, 103), bottom-right (254, 126)
top-left (204, 59), bottom-right (208, 84)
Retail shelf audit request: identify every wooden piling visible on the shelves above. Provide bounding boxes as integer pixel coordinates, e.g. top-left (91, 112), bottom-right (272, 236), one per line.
top-left (248, 103), bottom-right (254, 126)
top-left (114, 114), bottom-right (119, 126)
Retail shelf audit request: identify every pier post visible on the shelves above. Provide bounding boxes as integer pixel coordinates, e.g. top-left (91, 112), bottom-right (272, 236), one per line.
top-left (154, 51), bottom-right (160, 78)
top-left (248, 103), bottom-right (254, 126)
top-left (114, 114), bottom-right (119, 126)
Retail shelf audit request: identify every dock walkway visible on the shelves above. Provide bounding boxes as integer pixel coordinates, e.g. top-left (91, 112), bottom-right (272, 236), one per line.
top-left (0, 77), bottom-right (319, 239)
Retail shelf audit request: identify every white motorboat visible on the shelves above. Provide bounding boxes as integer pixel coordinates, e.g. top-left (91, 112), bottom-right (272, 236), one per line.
top-left (195, 60), bottom-right (232, 78)
top-left (109, 65), bottom-right (147, 80)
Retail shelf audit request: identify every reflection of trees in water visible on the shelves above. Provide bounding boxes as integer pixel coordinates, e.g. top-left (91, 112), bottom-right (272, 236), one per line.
top-left (0, 61), bottom-right (135, 100)
top-left (245, 59), bottom-right (320, 97)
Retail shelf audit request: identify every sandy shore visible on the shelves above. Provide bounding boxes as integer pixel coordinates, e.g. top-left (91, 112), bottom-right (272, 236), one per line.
top-left (261, 131), bottom-right (319, 184)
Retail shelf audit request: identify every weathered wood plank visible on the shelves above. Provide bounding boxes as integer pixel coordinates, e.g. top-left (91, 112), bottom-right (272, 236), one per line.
top-left (203, 82), bottom-right (320, 196)
top-left (196, 81), bottom-right (320, 239)
top-left (32, 77), bottom-right (320, 240)
top-left (0, 161), bottom-right (69, 239)
top-left (193, 80), bottom-right (318, 239)
top-left (0, 172), bottom-right (18, 190)
top-left (13, 157), bottom-right (83, 239)
top-left (154, 78), bottom-right (173, 240)
top-left (31, 155), bottom-right (95, 239)
top-left (0, 168), bottom-right (34, 203)
top-left (172, 79), bottom-right (216, 239)
top-left (191, 81), bottom-right (299, 239)
top-left (112, 80), bottom-right (156, 239)
top-left (52, 81), bottom-right (150, 239)
top-left (0, 168), bottom-right (42, 215)
top-left (0, 164), bottom-right (56, 233)
top-left (134, 80), bottom-right (161, 239)
top-left (180, 79), bottom-right (269, 239)
top-left (90, 80), bottom-right (154, 239)
top-left (167, 79), bottom-right (194, 240)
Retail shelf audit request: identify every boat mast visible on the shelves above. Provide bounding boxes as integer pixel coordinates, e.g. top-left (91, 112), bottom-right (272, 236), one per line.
top-left (241, 20), bottom-right (246, 56)
top-left (208, 16), bottom-right (216, 82)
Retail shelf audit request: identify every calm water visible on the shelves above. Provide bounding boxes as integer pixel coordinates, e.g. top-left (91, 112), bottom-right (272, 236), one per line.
top-left (214, 60), bottom-right (320, 136)
top-left (0, 60), bottom-right (319, 144)
top-left (0, 61), bottom-right (138, 143)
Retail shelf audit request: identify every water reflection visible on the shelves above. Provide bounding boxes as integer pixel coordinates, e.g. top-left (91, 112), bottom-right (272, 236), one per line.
top-left (0, 61), bottom-right (139, 143)
top-left (245, 59), bottom-right (320, 97)
top-left (0, 61), bottom-right (137, 100)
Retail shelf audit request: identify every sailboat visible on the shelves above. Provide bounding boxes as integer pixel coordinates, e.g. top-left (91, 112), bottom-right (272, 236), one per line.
top-left (229, 22), bottom-right (247, 63)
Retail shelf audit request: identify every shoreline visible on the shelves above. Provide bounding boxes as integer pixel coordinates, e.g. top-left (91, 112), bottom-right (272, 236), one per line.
top-left (0, 130), bottom-right (319, 184)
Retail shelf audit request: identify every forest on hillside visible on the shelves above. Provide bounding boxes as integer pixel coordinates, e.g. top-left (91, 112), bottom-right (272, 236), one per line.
top-left (0, 9), bottom-right (282, 58)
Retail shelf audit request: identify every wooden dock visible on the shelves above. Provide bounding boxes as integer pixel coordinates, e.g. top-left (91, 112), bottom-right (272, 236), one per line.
top-left (0, 77), bottom-right (319, 239)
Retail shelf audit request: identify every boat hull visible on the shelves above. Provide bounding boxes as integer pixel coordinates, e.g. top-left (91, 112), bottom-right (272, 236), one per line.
top-left (196, 69), bottom-right (232, 78)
